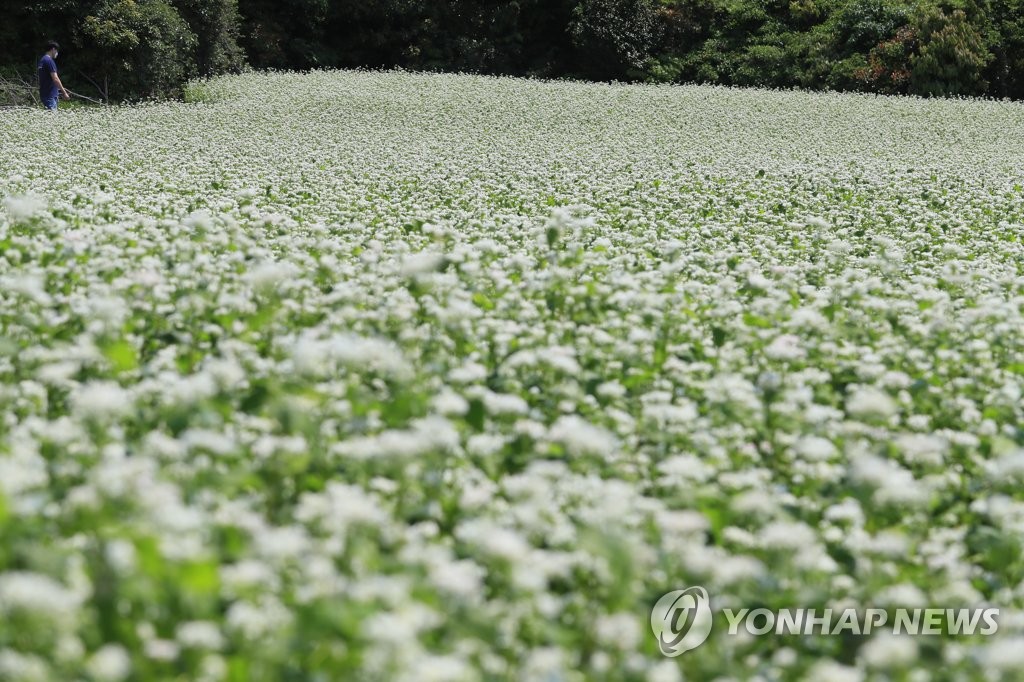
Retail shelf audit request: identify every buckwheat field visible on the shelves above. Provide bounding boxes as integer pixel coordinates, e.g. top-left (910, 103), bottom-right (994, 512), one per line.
top-left (2, 70), bottom-right (1024, 681)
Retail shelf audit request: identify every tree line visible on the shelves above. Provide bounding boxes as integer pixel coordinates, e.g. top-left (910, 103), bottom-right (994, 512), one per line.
top-left (2, 0), bottom-right (1023, 104)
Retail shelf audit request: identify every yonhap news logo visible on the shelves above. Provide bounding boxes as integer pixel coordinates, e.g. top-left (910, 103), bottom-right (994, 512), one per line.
top-left (650, 587), bottom-right (714, 657)
top-left (651, 587), bottom-right (1000, 657)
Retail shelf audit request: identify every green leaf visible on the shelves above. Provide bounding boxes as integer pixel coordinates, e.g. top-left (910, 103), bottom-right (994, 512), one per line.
top-left (102, 338), bottom-right (138, 373)
top-left (472, 291), bottom-right (495, 311)
top-left (466, 398), bottom-right (486, 431)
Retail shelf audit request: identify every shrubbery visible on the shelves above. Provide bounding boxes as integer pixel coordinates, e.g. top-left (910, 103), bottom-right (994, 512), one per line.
top-left (2, 0), bottom-right (1024, 101)
top-left (645, 0), bottom-right (1003, 98)
top-left (569, 0), bottom-right (663, 78)
top-left (0, 0), bottom-right (243, 102)
top-left (81, 0), bottom-right (198, 98)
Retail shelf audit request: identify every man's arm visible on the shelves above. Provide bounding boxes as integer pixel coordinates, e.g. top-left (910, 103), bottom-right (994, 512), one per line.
top-left (50, 70), bottom-right (70, 100)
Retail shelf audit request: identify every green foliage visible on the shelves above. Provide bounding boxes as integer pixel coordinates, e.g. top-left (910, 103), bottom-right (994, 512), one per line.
top-left (987, 0), bottom-right (1024, 98)
top-left (82, 0), bottom-right (198, 98)
top-left (2, 0), bottom-right (1024, 99)
top-left (909, 6), bottom-right (992, 96)
top-left (173, 0), bottom-right (245, 75)
top-left (832, 0), bottom-right (914, 52)
top-left (854, 24), bottom-right (917, 93)
top-left (182, 79), bottom-right (215, 102)
top-left (569, 0), bottom-right (664, 78)
top-left (643, 0), bottom-right (1005, 99)
top-left (0, 0), bottom-right (237, 102)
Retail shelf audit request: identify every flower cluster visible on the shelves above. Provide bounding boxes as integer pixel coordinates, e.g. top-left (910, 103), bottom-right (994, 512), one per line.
top-left (1, 69), bottom-right (1023, 680)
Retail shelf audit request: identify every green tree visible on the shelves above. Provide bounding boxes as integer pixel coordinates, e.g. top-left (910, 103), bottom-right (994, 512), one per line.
top-left (4, 0), bottom-right (1024, 101)
top-left (821, 0), bottom-right (915, 91)
top-left (569, 0), bottom-right (664, 79)
top-left (81, 0), bottom-right (198, 98)
top-left (854, 24), bottom-right (917, 94)
top-left (986, 0), bottom-right (1024, 98)
top-left (910, 6), bottom-right (991, 95)
top-left (172, 0), bottom-right (245, 75)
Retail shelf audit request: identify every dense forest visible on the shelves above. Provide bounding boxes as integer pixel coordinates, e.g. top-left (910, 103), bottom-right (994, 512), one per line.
top-left (2, 0), bottom-right (1024, 103)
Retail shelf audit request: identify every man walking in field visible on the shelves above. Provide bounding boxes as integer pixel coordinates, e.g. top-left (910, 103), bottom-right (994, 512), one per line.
top-left (38, 41), bottom-right (70, 111)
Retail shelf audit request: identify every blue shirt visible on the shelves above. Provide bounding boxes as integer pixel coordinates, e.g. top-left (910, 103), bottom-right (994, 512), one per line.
top-left (38, 54), bottom-right (58, 100)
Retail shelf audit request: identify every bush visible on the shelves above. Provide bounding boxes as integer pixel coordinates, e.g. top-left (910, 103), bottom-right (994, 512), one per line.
top-left (82, 0), bottom-right (198, 98)
top-left (173, 0), bottom-right (246, 75)
top-left (909, 6), bottom-right (992, 96)
top-left (4, 0), bottom-right (1024, 100)
top-left (987, 0), bottom-right (1024, 98)
top-left (854, 24), bottom-right (917, 94)
top-left (569, 0), bottom-right (663, 79)
top-left (832, 0), bottom-right (914, 52)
